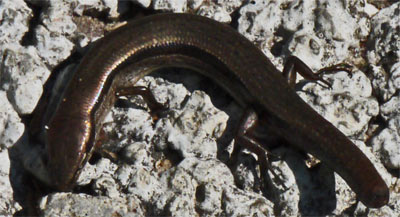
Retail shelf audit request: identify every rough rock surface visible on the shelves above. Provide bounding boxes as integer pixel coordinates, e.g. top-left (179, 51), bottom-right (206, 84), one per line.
top-left (1, 0), bottom-right (399, 216)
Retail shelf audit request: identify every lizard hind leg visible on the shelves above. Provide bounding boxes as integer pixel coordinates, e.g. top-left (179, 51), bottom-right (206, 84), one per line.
top-left (228, 107), bottom-right (287, 200)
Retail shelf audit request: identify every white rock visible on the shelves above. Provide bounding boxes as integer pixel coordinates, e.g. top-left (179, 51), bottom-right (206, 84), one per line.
top-left (153, 0), bottom-right (188, 12)
top-left (40, 2), bottom-right (76, 34)
top-left (197, 0), bottom-right (242, 22)
top-left (371, 96), bottom-right (400, 169)
top-left (298, 70), bottom-right (379, 137)
top-left (222, 185), bottom-right (273, 216)
top-left (367, 3), bottom-right (400, 173)
top-left (197, 4), bottom-right (232, 23)
top-left (0, 149), bottom-right (22, 214)
top-left (0, 0), bottom-right (31, 45)
top-left (0, 92), bottom-right (24, 148)
top-left (367, 2), bottom-right (400, 101)
top-left (1, 45), bottom-right (50, 114)
top-left (35, 25), bottom-right (74, 67)
top-left (40, 193), bottom-right (144, 216)
top-left (239, 0), bottom-right (369, 69)
top-left (77, 158), bottom-right (118, 187)
top-left (73, 0), bottom-right (119, 18)
top-left (165, 90), bottom-right (228, 158)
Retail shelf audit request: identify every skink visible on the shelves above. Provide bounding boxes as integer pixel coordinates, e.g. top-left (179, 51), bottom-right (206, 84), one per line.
top-left (29, 13), bottom-right (389, 208)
